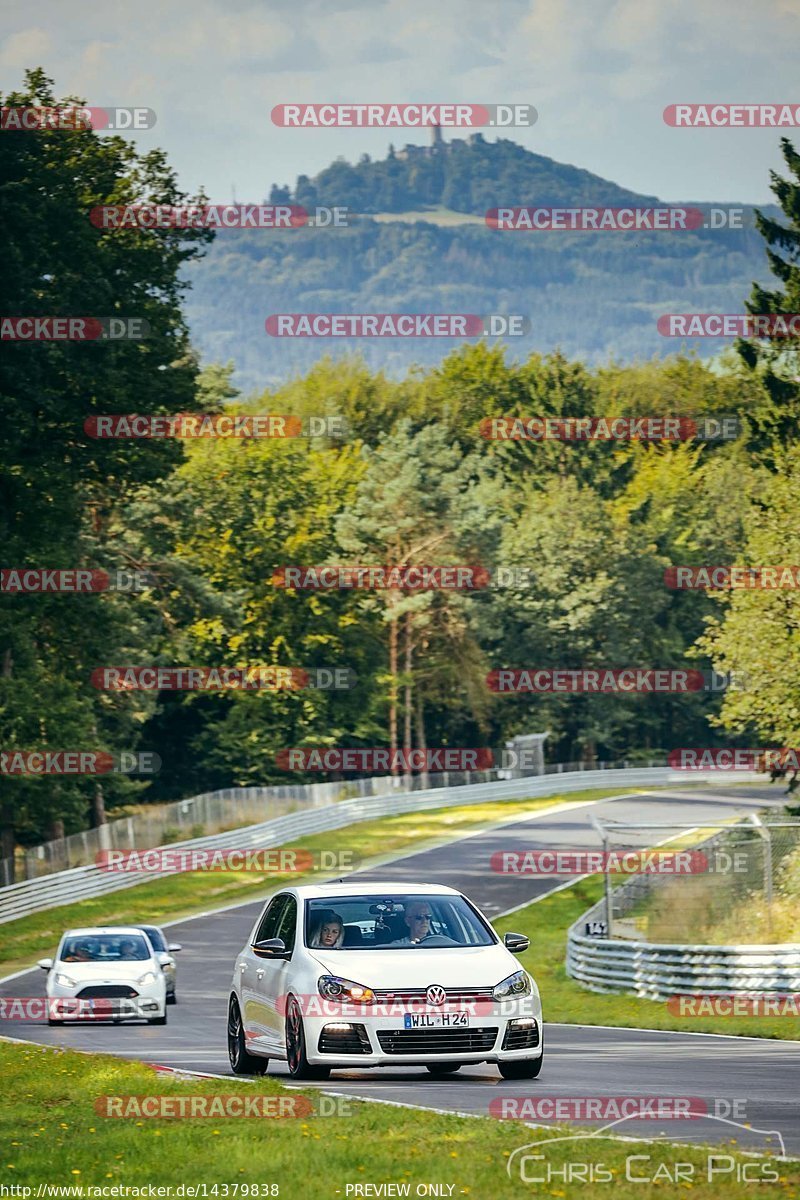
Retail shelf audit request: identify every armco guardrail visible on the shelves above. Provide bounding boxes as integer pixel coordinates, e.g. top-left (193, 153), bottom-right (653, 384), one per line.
top-left (0, 766), bottom-right (685, 924)
top-left (566, 923), bottom-right (800, 999)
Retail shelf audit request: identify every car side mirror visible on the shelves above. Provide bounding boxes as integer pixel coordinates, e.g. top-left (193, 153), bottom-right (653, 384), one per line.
top-left (253, 938), bottom-right (289, 959)
top-left (156, 952), bottom-right (172, 967)
top-left (503, 932), bottom-right (530, 954)
top-left (37, 958), bottom-right (53, 971)
top-left (167, 942), bottom-right (182, 953)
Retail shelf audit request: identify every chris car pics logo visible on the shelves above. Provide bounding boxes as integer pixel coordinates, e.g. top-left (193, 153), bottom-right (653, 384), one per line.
top-left (506, 1115), bottom-right (785, 1185)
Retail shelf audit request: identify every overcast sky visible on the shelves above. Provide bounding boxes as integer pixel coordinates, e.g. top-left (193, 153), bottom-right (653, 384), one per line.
top-left (2, 0), bottom-right (798, 204)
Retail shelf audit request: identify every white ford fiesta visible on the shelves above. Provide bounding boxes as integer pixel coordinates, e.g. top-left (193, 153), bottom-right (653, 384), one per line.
top-left (227, 882), bottom-right (542, 1080)
top-left (38, 926), bottom-right (168, 1025)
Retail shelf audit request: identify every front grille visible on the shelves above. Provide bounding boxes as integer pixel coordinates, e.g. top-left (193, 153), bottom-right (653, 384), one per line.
top-left (76, 985), bottom-right (138, 999)
top-left (318, 1023), bottom-right (371, 1055)
top-left (377, 1027), bottom-right (498, 1055)
top-left (502, 1021), bottom-right (540, 1051)
top-left (373, 987), bottom-right (494, 1006)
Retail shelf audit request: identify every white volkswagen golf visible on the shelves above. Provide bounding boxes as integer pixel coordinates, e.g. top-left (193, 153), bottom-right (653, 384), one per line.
top-left (227, 882), bottom-right (542, 1080)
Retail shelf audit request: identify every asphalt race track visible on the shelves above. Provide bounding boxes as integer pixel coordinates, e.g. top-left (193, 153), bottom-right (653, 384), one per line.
top-left (2, 784), bottom-right (799, 1157)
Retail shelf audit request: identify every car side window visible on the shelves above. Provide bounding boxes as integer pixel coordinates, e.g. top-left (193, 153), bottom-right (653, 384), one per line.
top-left (276, 897), bottom-right (297, 954)
top-left (254, 895), bottom-right (287, 944)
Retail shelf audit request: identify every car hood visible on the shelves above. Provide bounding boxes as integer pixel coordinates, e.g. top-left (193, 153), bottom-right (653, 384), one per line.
top-left (52, 960), bottom-right (155, 979)
top-left (307, 942), bottom-right (517, 989)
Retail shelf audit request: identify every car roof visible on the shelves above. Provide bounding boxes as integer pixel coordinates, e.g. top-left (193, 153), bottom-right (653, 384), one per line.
top-left (288, 881), bottom-right (463, 901)
top-left (61, 927), bottom-right (155, 937)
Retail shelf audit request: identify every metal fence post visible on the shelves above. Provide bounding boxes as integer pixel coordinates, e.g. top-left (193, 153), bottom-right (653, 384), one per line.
top-left (749, 815), bottom-right (773, 940)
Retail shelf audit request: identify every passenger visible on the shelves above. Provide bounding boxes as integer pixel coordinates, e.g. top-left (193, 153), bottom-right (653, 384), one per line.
top-left (118, 939), bottom-right (140, 960)
top-left (310, 911), bottom-right (344, 948)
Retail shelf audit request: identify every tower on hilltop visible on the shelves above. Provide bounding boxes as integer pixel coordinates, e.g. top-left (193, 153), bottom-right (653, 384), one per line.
top-left (430, 123), bottom-right (444, 153)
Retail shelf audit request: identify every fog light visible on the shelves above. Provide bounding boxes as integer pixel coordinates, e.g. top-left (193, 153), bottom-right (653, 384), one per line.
top-left (511, 1018), bottom-right (537, 1028)
top-left (323, 1022), bottom-right (353, 1032)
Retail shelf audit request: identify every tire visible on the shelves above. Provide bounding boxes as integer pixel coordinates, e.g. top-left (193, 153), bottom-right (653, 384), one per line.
top-left (148, 1013), bottom-right (168, 1026)
top-left (498, 1054), bottom-right (543, 1080)
top-left (167, 992), bottom-right (177, 1005)
top-left (285, 997), bottom-right (330, 1080)
top-left (228, 996), bottom-right (268, 1075)
top-left (425, 1063), bottom-right (462, 1076)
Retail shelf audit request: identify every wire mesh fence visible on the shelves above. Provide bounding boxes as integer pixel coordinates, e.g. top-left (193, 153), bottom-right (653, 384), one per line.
top-left (592, 813), bottom-right (800, 944)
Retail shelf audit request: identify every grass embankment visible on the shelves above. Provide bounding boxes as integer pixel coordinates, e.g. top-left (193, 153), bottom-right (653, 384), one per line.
top-left (0, 788), bottom-right (631, 974)
top-left (642, 839), bottom-right (800, 945)
top-left (495, 878), bottom-right (800, 1040)
top-left (1, 1041), bottom-right (796, 1197)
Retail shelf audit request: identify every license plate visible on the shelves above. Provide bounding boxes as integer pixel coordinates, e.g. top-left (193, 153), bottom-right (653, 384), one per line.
top-left (403, 1012), bottom-right (469, 1029)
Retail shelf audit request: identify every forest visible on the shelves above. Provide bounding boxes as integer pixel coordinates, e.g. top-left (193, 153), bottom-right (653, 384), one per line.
top-left (2, 71), bottom-right (800, 861)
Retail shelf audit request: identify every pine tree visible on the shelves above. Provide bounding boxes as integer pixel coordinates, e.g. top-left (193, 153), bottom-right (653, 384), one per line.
top-left (738, 137), bottom-right (800, 464)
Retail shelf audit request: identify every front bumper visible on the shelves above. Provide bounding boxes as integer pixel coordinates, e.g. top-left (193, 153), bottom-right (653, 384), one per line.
top-left (47, 979), bottom-right (166, 1021)
top-left (304, 996), bottom-right (543, 1066)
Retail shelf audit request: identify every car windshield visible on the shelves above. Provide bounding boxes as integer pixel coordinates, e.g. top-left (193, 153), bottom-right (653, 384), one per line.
top-left (305, 895), bottom-right (495, 950)
top-left (59, 934), bottom-right (151, 963)
top-left (139, 927), bottom-right (166, 952)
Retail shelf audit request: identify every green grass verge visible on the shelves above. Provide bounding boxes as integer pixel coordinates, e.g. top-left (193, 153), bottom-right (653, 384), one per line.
top-left (495, 878), bottom-right (800, 1041)
top-left (1, 1041), bottom-right (796, 1197)
top-left (1, 789), bottom-right (636, 974)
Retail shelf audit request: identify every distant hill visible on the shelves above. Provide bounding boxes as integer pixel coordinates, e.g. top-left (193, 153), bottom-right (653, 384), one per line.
top-left (183, 137), bottom-right (777, 390)
top-left (266, 133), bottom-right (659, 215)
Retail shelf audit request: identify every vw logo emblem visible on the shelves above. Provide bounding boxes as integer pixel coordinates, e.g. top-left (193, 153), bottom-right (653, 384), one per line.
top-left (426, 984), bottom-right (446, 1006)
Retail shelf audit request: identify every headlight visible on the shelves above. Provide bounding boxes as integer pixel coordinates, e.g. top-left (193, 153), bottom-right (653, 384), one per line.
top-left (136, 971), bottom-right (157, 987)
top-left (54, 972), bottom-right (76, 988)
top-left (493, 970), bottom-right (532, 1000)
top-left (318, 975), bottom-right (375, 1003)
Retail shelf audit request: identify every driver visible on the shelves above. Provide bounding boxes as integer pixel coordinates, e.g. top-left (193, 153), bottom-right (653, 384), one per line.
top-left (390, 901), bottom-right (434, 945)
top-left (118, 939), bottom-right (140, 960)
top-left (64, 939), bottom-right (92, 962)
